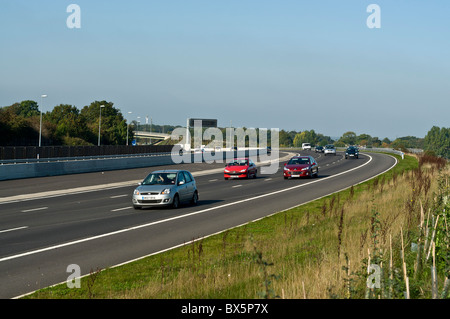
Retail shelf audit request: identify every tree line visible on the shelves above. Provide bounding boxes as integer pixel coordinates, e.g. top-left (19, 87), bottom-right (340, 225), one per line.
top-left (1, 100), bottom-right (448, 158)
top-left (0, 100), bottom-right (134, 146)
top-left (279, 128), bottom-right (448, 158)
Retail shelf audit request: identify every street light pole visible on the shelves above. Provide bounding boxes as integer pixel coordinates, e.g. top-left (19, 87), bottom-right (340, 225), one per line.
top-left (39, 94), bottom-right (47, 148)
top-left (126, 111), bottom-right (132, 146)
top-left (98, 105), bottom-right (105, 146)
top-left (38, 94), bottom-right (47, 159)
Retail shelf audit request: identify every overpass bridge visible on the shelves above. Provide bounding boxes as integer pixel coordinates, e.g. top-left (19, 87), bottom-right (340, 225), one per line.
top-left (134, 131), bottom-right (171, 141)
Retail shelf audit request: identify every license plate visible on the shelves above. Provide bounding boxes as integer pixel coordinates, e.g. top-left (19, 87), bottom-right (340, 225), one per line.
top-left (230, 175), bottom-right (239, 178)
top-left (142, 196), bottom-right (155, 200)
top-left (292, 175), bottom-right (301, 177)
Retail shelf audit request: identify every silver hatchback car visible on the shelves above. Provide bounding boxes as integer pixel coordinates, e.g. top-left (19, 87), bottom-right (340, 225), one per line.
top-left (132, 170), bottom-right (198, 209)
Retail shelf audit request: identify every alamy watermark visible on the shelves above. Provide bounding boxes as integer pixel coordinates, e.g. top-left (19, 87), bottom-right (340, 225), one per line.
top-left (366, 264), bottom-right (381, 289)
top-left (366, 4), bottom-right (381, 29)
top-left (170, 120), bottom-right (280, 175)
top-left (66, 264), bottom-right (81, 288)
top-left (66, 4), bottom-right (81, 29)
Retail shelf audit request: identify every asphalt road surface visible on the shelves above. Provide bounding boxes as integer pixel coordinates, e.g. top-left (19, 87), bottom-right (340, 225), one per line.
top-left (0, 151), bottom-right (397, 298)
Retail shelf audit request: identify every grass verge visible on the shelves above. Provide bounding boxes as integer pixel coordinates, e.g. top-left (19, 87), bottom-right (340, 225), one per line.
top-left (24, 153), bottom-right (450, 299)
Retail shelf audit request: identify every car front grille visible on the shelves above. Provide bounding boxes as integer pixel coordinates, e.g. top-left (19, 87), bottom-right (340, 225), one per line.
top-left (138, 199), bottom-right (163, 204)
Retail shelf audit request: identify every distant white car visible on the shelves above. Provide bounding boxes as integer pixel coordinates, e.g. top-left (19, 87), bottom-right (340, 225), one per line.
top-left (302, 143), bottom-right (311, 151)
top-left (324, 144), bottom-right (336, 156)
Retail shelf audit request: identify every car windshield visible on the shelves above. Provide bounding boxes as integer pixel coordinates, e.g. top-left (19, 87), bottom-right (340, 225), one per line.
top-left (326, 145), bottom-right (334, 149)
top-left (288, 158), bottom-right (310, 165)
top-left (228, 159), bottom-right (248, 166)
top-left (142, 173), bottom-right (177, 185)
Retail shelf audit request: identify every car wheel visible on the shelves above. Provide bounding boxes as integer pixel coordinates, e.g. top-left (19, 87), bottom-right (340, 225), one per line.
top-left (172, 194), bottom-right (180, 209)
top-left (253, 170), bottom-right (257, 179)
top-left (191, 191), bottom-right (198, 205)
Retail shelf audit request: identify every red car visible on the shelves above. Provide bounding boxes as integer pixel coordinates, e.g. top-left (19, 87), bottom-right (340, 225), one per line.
top-left (283, 155), bottom-right (319, 179)
top-left (224, 158), bottom-right (257, 180)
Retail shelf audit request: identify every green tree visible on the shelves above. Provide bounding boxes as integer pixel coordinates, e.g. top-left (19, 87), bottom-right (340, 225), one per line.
top-left (0, 102), bottom-right (39, 145)
top-left (424, 126), bottom-right (450, 158)
top-left (80, 101), bottom-right (128, 145)
top-left (18, 100), bottom-right (40, 117)
top-left (279, 130), bottom-right (293, 147)
top-left (46, 104), bottom-right (94, 145)
top-left (340, 131), bottom-right (357, 145)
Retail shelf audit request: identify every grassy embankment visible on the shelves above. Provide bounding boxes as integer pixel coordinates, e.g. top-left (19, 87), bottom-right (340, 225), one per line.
top-left (25, 152), bottom-right (449, 299)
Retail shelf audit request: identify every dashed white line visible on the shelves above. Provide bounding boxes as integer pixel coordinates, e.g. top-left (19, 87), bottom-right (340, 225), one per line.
top-left (232, 185), bottom-right (242, 188)
top-left (209, 179), bottom-right (218, 182)
top-left (0, 226), bottom-right (28, 234)
top-left (21, 207), bottom-right (48, 213)
top-left (110, 194), bottom-right (128, 199)
top-left (111, 207), bottom-right (132, 212)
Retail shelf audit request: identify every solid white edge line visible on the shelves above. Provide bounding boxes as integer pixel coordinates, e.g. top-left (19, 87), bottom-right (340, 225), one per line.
top-left (14, 153), bottom-right (399, 299)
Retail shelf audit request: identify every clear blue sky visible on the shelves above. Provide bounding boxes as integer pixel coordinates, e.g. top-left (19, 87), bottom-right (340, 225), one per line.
top-left (1, 1), bottom-right (449, 139)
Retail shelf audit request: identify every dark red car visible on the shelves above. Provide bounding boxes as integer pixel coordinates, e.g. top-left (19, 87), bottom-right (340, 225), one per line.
top-left (224, 158), bottom-right (257, 180)
top-left (283, 155), bottom-right (319, 179)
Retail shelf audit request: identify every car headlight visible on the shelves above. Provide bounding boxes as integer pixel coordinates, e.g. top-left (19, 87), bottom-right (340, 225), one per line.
top-left (301, 167), bottom-right (309, 171)
top-left (161, 188), bottom-right (171, 194)
top-left (134, 189), bottom-right (140, 195)
top-left (224, 169), bottom-right (230, 173)
top-left (240, 169), bottom-right (247, 173)
top-left (284, 167), bottom-right (289, 171)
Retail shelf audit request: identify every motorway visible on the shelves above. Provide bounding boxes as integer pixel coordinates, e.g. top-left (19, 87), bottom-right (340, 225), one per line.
top-left (0, 150), bottom-right (397, 299)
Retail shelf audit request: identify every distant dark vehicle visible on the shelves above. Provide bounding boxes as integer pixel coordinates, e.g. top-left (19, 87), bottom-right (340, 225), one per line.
top-left (315, 146), bottom-right (324, 153)
top-left (345, 146), bottom-right (359, 159)
top-left (266, 146), bottom-right (271, 154)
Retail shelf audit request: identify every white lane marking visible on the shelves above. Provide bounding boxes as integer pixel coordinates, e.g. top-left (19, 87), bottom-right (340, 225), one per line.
top-left (0, 226), bottom-right (28, 234)
top-left (110, 194), bottom-right (128, 199)
top-left (0, 154), bottom-right (378, 263)
top-left (209, 179), bottom-right (218, 182)
top-left (265, 178), bottom-right (272, 181)
top-left (21, 207), bottom-right (48, 213)
top-left (111, 207), bottom-right (132, 212)
top-left (232, 185), bottom-right (242, 188)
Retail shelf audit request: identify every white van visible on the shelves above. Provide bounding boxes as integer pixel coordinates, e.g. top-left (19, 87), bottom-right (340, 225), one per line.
top-left (302, 143), bottom-right (311, 151)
